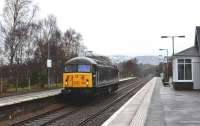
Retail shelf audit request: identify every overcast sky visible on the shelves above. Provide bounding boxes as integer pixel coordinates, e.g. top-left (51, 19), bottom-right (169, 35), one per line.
top-left (1, 0), bottom-right (200, 57)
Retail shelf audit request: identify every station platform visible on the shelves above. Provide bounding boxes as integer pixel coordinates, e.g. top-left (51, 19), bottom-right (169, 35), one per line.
top-left (119, 77), bottom-right (136, 82)
top-left (0, 77), bottom-right (135, 108)
top-left (103, 77), bottom-right (200, 126)
top-left (0, 89), bottom-right (61, 107)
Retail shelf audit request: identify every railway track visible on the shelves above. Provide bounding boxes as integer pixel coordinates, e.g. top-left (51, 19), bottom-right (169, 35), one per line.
top-left (75, 78), bottom-right (149, 126)
top-left (10, 77), bottom-right (148, 126)
top-left (46, 78), bottom-right (148, 126)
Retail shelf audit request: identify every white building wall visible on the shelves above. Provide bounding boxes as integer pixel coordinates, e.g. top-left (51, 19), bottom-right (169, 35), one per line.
top-left (173, 56), bottom-right (200, 89)
top-left (192, 57), bottom-right (200, 89)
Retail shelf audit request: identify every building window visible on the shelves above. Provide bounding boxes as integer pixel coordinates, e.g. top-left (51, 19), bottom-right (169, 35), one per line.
top-left (178, 59), bottom-right (192, 80)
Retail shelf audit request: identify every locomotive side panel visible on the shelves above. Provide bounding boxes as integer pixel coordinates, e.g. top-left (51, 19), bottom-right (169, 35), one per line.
top-left (96, 66), bottom-right (118, 87)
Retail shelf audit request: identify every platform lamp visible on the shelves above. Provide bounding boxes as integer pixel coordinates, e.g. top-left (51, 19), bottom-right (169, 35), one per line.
top-left (161, 35), bottom-right (185, 55)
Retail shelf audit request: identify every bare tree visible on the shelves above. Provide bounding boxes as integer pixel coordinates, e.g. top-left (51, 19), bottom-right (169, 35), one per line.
top-left (0, 0), bottom-right (38, 91)
top-left (117, 58), bottom-right (139, 78)
top-left (0, 0), bottom-right (88, 91)
top-left (0, 0), bottom-right (38, 65)
top-left (33, 15), bottom-right (64, 86)
top-left (62, 28), bottom-right (83, 59)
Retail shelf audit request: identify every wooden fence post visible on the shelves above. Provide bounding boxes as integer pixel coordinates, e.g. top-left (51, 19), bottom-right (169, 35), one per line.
top-left (28, 77), bottom-right (31, 91)
top-left (16, 78), bottom-right (18, 92)
top-left (0, 77), bottom-right (2, 94)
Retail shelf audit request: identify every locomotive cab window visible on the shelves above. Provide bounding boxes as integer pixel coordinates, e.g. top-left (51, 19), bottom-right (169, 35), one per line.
top-left (65, 65), bottom-right (77, 72)
top-left (78, 65), bottom-right (91, 72)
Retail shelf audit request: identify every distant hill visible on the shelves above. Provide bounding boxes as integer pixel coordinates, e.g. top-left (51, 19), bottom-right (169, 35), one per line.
top-left (135, 56), bottom-right (161, 65)
top-left (109, 55), bottom-right (161, 65)
top-left (109, 55), bottom-right (133, 64)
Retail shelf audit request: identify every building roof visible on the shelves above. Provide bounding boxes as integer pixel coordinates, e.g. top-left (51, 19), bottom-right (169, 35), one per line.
top-left (174, 46), bottom-right (199, 57)
top-left (174, 26), bottom-right (200, 57)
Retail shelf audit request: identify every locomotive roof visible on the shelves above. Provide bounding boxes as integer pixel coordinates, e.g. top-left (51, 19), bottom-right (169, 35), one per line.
top-left (65, 57), bottom-right (97, 65)
top-left (65, 57), bottom-right (115, 67)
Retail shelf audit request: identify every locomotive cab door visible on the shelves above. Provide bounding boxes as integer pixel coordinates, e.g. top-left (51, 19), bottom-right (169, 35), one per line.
top-left (92, 65), bottom-right (98, 87)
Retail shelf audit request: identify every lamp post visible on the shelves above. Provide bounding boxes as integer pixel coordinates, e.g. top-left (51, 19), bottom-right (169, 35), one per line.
top-left (47, 38), bottom-right (52, 88)
top-left (159, 49), bottom-right (169, 82)
top-left (161, 35), bottom-right (185, 55)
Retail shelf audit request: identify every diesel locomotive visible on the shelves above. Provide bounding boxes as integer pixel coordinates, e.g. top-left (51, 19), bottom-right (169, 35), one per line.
top-left (61, 57), bottom-right (119, 95)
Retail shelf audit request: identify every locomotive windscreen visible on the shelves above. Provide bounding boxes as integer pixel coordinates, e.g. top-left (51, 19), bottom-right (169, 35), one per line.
top-left (65, 65), bottom-right (76, 72)
top-left (78, 65), bottom-right (91, 72)
top-left (65, 64), bottom-right (91, 72)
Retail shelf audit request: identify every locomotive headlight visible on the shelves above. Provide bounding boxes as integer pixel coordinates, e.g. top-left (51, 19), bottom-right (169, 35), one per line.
top-left (85, 79), bottom-right (89, 86)
top-left (86, 79), bottom-right (89, 85)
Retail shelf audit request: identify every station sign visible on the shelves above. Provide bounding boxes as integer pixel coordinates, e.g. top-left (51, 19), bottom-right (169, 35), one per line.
top-left (47, 59), bottom-right (52, 68)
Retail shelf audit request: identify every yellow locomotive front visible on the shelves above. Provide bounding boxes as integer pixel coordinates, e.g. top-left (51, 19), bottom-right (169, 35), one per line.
top-left (63, 72), bottom-right (93, 88)
top-left (62, 57), bottom-right (96, 95)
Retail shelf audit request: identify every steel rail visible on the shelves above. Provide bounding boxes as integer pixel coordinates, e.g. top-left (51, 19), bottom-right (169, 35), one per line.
top-left (10, 77), bottom-right (142, 126)
top-left (76, 79), bottom-right (149, 126)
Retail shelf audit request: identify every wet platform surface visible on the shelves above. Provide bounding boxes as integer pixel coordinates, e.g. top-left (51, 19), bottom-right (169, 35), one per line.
top-left (146, 80), bottom-right (200, 126)
top-left (103, 77), bottom-right (200, 126)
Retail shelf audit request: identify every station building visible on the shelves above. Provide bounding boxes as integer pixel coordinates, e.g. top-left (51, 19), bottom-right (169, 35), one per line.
top-left (173, 26), bottom-right (200, 89)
